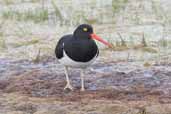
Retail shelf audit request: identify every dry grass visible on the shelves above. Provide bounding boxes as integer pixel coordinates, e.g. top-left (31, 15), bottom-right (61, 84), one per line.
top-left (107, 33), bottom-right (158, 54)
top-left (141, 47), bottom-right (158, 53)
top-left (143, 62), bottom-right (152, 67)
top-left (11, 38), bottom-right (39, 48)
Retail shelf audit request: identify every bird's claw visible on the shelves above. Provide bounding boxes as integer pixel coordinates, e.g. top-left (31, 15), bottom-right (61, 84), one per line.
top-left (64, 83), bottom-right (73, 91)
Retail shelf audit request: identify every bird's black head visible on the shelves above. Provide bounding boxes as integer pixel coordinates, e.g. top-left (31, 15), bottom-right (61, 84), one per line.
top-left (73, 24), bottom-right (112, 47)
top-left (74, 24), bottom-right (93, 39)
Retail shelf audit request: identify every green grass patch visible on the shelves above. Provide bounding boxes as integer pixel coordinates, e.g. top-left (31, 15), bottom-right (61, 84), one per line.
top-left (30, 0), bottom-right (41, 3)
top-left (112, 0), bottom-right (128, 13)
top-left (158, 38), bottom-right (168, 47)
top-left (1, 8), bottom-right (49, 23)
top-left (0, 29), bottom-right (6, 49)
top-left (51, 0), bottom-right (63, 21)
top-left (85, 19), bottom-right (98, 24)
top-left (3, 0), bottom-right (14, 5)
top-left (0, 37), bottom-right (6, 49)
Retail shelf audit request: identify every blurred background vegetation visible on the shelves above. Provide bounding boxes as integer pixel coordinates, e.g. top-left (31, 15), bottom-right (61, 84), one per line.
top-left (0, 0), bottom-right (171, 62)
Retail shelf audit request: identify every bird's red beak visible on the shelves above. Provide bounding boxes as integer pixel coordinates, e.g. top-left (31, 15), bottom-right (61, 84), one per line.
top-left (90, 33), bottom-right (112, 48)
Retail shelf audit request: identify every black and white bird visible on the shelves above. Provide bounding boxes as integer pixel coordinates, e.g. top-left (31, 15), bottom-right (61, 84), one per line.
top-left (55, 24), bottom-right (112, 91)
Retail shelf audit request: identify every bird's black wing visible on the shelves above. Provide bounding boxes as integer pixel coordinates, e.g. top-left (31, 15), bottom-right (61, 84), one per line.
top-left (55, 35), bottom-right (72, 59)
top-left (64, 38), bottom-right (98, 62)
top-left (96, 48), bottom-right (99, 57)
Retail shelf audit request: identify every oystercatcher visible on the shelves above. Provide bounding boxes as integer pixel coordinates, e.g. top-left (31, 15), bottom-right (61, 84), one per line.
top-left (55, 24), bottom-right (111, 91)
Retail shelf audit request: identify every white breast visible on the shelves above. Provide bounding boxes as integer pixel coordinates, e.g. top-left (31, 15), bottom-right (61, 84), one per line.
top-left (58, 50), bottom-right (97, 68)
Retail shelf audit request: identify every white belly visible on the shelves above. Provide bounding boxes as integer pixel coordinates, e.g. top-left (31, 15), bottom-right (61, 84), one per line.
top-left (58, 50), bottom-right (97, 68)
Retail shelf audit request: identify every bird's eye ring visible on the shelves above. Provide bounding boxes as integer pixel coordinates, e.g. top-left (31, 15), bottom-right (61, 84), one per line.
top-left (83, 28), bottom-right (88, 32)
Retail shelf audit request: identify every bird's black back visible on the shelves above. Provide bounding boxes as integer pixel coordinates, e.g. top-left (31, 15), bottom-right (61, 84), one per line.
top-left (55, 35), bottom-right (99, 62)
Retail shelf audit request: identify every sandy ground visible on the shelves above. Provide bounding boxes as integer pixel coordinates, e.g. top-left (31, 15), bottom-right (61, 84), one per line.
top-left (0, 51), bottom-right (171, 114)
